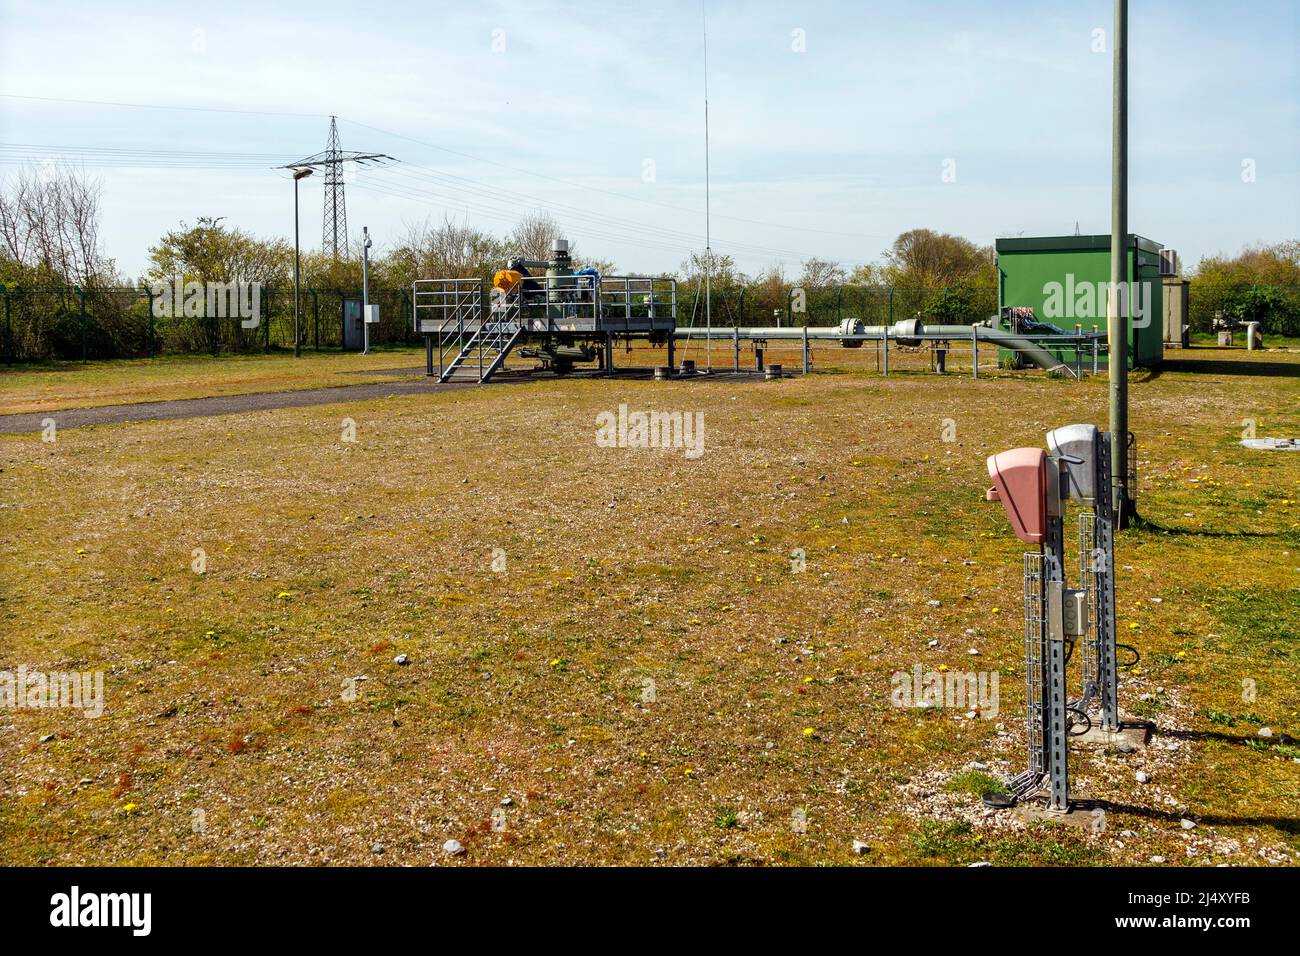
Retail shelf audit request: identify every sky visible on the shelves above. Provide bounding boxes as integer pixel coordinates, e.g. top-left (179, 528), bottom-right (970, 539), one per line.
top-left (0, 0), bottom-right (1296, 281)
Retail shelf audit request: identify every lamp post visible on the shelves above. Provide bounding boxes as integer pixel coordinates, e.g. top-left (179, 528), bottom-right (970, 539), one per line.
top-left (292, 167), bottom-right (313, 357)
top-left (361, 225), bottom-right (373, 355)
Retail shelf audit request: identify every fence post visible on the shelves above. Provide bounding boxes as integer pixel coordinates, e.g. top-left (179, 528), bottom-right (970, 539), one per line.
top-left (802, 324), bottom-right (810, 374)
top-left (76, 285), bottom-right (87, 362)
top-left (2, 284), bottom-right (11, 365)
top-left (338, 293), bottom-right (348, 353)
top-left (409, 287), bottom-right (417, 345)
top-left (264, 285), bottom-right (271, 351)
top-left (144, 284), bottom-right (155, 357)
top-left (971, 326), bottom-right (978, 379)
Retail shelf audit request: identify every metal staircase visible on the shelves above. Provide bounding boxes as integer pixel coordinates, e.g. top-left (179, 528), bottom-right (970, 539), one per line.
top-left (439, 318), bottom-right (523, 383)
top-left (412, 278), bottom-right (523, 384)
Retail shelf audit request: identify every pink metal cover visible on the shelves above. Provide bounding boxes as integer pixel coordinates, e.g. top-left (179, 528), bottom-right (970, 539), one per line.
top-left (985, 448), bottom-right (1048, 544)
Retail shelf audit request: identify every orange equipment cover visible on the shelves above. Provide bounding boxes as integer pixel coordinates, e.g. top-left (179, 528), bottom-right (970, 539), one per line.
top-left (493, 269), bottom-right (523, 292)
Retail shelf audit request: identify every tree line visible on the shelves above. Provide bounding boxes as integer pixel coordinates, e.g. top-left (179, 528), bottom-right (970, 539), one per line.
top-left (1, 167), bottom-right (1296, 360)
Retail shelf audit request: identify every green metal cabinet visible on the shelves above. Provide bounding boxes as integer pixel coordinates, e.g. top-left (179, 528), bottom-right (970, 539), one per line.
top-left (995, 234), bottom-right (1164, 368)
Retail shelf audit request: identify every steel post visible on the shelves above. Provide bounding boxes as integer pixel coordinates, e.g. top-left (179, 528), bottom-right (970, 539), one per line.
top-left (1109, 0), bottom-right (1132, 526)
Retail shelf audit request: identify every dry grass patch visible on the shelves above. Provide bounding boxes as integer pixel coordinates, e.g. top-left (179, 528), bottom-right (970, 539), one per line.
top-left (0, 346), bottom-right (1296, 865)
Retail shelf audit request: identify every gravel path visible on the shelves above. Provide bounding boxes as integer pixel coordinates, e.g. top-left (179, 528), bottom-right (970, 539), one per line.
top-left (0, 377), bottom-right (471, 433)
top-left (0, 367), bottom-right (772, 433)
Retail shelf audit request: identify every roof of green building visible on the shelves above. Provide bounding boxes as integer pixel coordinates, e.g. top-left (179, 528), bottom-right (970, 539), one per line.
top-left (994, 234), bottom-right (1163, 255)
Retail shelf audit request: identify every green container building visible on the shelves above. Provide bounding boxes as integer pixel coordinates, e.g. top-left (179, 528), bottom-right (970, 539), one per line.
top-left (995, 234), bottom-right (1164, 368)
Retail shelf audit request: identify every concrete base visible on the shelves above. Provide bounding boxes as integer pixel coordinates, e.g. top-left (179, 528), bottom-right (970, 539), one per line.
top-left (1075, 716), bottom-right (1153, 752)
top-left (1015, 800), bottom-right (1107, 834)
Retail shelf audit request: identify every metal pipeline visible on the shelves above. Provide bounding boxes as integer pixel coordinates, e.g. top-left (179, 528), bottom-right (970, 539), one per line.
top-left (672, 319), bottom-right (1077, 376)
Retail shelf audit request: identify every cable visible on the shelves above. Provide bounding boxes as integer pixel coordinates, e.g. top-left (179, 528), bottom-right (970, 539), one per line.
top-left (1067, 706), bottom-right (1093, 736)
top-left (348, 176), bottom-right (701, 259)
top-left (379, 163), bottom-right (822, 261)
top-left (0, 139), bottom-right (831, 259)
top-left (354, 172), bottom-right (813, 265)
top-left (2, 91), bottom-right (891, 251)
top-left (340, 116), bottom-right (895, 244)
top-left (0, 92), bottom-right (323, 119)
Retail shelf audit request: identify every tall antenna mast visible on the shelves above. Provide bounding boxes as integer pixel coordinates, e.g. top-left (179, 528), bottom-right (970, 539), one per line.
top-left (280, 117), bottom-right (397, 260)
top-left (702, 0), bottom-right (712, 370)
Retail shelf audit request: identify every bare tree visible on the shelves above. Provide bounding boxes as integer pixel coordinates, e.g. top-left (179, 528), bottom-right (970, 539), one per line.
top-left (388, 215), bottom-right (507, 282)
top-left (678, 249), bottom-right (743, 289)
top-left (0, 166), bottom-right (114, 285)
top-left (798, 257), bottom-right (846, 289)
top-left (509, 211), bottom-right (573, 262)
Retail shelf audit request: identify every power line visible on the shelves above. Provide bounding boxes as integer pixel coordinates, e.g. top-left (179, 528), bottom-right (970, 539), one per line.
top-left (279, 117), bottom-right (396, 259)
top-left (0, 92), bottom-right (323, 118)
top-left (379, 163), bottom-right (821, 261)
top-left (2, 91), bottom-right (888, 262)
top-left (2, 91), bottom-right (891, 245)
top-left (349, 176), bottom-right (702, 259)
top-left (340, 116), bottom-right (894, 243)
top-left (3, 90), bottom-right (892, 243)
top-left (351, 174), bottom-right (808, 266)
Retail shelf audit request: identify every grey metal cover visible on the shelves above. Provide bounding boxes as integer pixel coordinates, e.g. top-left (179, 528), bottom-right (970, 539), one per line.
top-left (1047, 423), bottom-right (1100, 502)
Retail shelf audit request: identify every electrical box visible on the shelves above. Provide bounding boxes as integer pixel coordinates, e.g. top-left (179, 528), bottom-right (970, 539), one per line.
top-left (365, 304), bottom-right (380, 324)
top-left (1046, 424), bottom-right (1100, 503)
top-left (1061, 588), bottom-right (1086, 637)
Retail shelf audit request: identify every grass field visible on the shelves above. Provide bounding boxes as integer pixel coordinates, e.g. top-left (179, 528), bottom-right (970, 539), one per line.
top-left (0, 346), bottom-right (429, 416)
top-left (1, 345), bottom-right (1297, 866)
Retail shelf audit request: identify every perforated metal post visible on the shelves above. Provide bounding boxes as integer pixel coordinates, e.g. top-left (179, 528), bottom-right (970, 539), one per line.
top-left (1043, 474), bottom-right (1071, 812)
top-left (1095, 432), bottom-right (1120, 730)
top-left (1022, 552), bottom-right (1047, 784)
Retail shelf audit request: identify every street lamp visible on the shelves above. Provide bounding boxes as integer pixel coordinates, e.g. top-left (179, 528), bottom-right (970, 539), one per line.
top-left (292, 167), bottom-right (313, 358)
top-left (361, 226), bottom-right (373, 355)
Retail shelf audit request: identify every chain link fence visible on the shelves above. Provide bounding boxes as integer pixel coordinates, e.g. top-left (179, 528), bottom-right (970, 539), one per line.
top-left (4, 280), bottom-right (1296, 363)
top-left (1186, 283), bottom-right (1300, 338)
top-left (1, 285), bottom-right (425, 362)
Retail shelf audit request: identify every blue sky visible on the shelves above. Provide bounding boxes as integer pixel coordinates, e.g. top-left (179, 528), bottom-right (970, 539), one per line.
top-left (1, 0), bottom-right (1296, 280)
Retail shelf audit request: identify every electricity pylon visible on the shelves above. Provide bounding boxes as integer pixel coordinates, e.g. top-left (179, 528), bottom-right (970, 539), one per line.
top-left (280, 116), bottom-right (396, 260)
